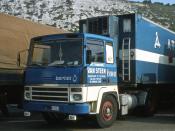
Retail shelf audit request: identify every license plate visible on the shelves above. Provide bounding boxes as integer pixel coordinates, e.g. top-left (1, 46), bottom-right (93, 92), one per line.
top-left (51, 106), bottom-right (59, 111)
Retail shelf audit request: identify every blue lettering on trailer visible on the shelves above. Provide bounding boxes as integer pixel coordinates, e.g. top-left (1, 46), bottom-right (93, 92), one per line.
top-left (134, 15), bottom-right (175, 84)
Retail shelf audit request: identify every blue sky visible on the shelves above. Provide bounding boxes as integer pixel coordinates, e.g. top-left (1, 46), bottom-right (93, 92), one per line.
top-left (129, 0), bottom-right (175, 4)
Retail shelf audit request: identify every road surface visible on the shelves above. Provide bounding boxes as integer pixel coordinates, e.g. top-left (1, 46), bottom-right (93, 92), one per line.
top-left (0, 110), bottom-right (175, 131)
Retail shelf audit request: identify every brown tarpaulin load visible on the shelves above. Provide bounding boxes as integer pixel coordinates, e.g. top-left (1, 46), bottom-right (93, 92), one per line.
top-left (0, 13), bottom-right (66, 68)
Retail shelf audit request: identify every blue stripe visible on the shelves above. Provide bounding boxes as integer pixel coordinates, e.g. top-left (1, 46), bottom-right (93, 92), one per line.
top-left (135, 60), bottom-right (175, 84)
top-left (23, 101), bottom-right (90, 115)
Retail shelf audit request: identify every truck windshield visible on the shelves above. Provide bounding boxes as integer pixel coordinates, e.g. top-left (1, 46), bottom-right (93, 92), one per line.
top-left (29, 38), bottom-right (83, 67)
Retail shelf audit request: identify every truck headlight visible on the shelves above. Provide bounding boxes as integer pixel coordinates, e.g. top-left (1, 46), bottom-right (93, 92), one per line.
top-left (24, 91), bottom-right (31, 100)
top-left (71, 94), bottom-right (82, 101)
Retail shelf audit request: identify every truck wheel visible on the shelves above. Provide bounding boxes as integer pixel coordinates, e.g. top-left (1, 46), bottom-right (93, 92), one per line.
top-left (134, 90), bottom-right (158, 117)
top-left (144, 91), bottom-right (157, 116)
top-left (96, 95), bottom-right (118, 128)
top-left (0, 105), bottom-right (9, 116)
top-left (42, 112), bottom-right (66, 124)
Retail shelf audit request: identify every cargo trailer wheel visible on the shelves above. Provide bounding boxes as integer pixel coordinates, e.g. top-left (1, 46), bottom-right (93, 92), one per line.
top-left (96, 95), bottom-right (118, 128)
top-left (134, 89), bottom-right (158, 117)
top-left (144, 90), bottom-right (158, 116)
top-left (42, 112), bottom-right (66, 124)
top-left (0, 105), bottom-right (9, 116)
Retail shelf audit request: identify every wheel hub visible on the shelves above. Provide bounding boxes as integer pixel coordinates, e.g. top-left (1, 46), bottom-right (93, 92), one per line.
top-left (102, 101), bottom-right (113, 121)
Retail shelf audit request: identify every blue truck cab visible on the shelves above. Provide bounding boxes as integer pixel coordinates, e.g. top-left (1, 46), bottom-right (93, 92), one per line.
top-left (24, 33), bottom-right (122, 128)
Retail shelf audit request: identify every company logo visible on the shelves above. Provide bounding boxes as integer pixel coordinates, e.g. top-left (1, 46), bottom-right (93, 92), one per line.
top-left (73, 75), bottom-right (78, 83)
top-left (55, 74), bottom-right (78, 83)
top-left (154, 32), bottom-right (161, 48)
top-left (167, 39), bottom-right (175, 63)
top-left (56, 76), bottom-right (71, 81)
top-left (168, 39), bottom-right (175, 49)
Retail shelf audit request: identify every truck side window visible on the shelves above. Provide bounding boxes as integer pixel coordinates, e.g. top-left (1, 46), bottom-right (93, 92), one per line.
top-left (86, 39), bottom-right (104, 63)
top-left (106, 42), bottom-right (114, 64)
top-left (123, 19), bottom-right (131, 33)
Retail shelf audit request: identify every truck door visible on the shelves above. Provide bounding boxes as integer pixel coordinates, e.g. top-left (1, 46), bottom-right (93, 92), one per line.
top-left (86, 39), bottom-right (107, 85)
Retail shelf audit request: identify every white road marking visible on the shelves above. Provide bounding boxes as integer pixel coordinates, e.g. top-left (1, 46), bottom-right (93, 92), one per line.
top-left (154, 114), bottom-right (175, 117)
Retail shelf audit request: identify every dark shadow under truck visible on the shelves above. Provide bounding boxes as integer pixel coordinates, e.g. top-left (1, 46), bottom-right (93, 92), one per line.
top-left (0, 67), bottom-right (24, 116)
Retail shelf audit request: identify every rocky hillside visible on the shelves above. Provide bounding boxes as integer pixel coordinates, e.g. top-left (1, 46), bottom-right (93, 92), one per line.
top-left (0, 0), bottom-right (174, 32)
top-left (131, 2), bottom-right (175, 31)
top-left (0, 0), bottom-right (132, 32)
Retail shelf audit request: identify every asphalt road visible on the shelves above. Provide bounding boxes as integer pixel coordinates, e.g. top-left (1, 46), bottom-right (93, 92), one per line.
top-left (0, 110), bottom-right (175, 131)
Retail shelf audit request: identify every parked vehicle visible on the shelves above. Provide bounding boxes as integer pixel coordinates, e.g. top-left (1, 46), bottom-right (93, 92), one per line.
top-left (0, 68), bottom-right (24, 115)
top-left (23, 13), bottom-right (175, 128)
top-left (0, 13), bottom-right (64, 116)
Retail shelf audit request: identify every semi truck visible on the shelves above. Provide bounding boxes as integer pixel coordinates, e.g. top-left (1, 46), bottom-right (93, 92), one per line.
top-left (23, 13), bottom-right (175, 128)
top-left (0, 13), bottom-right (65, 116)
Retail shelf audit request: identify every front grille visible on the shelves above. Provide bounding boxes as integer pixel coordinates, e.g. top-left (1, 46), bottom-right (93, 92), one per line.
top-left (31, 86), bottom-right (69, 102)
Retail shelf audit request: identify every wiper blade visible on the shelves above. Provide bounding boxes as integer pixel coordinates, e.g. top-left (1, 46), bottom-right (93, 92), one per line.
top-left (48, 65), bottom-right (66, 67)
top-left (48, 60), bottom-right (65, 66)
top-left (29, 63), bottom-right (43, 67)
top-left (66, 61), bottom-right (79, 67)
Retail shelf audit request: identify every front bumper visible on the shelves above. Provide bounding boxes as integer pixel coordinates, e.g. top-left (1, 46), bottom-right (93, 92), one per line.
top-left (23, 101), bottom-right (90, 115)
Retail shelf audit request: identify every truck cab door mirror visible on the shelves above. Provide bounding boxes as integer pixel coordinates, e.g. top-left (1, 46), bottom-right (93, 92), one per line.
top-left (17, 49), bottom-right (29, 67)
top-left (17, 53), bottom-right (21, 67)
top-left (86, 50), bottom-right (92, 64)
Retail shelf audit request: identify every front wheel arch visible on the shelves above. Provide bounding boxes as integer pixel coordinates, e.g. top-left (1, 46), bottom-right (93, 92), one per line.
top-left (96, 89), bottom-right (119, 114)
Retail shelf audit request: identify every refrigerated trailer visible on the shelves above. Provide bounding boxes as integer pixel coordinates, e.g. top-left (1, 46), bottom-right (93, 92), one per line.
top-left (23, 13), bottom-right (175, 128)
top-left (79, 13), bottom-right (175, 114)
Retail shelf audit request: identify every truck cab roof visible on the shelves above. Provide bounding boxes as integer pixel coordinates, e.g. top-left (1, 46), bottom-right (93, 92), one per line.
top-left (31, 33), bottom-right (113, 42)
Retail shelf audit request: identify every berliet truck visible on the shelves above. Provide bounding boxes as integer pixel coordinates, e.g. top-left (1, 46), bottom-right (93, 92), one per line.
top-left (23, 13), bottom-right (175, 128)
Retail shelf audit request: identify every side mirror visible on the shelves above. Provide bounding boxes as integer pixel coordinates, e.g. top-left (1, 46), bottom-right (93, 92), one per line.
top-left (17, 52), bottom-right (21, 67)
top-left (86, 50), bottom-right (92, 64)
top-left (17, 49), bottom-right (29, 67)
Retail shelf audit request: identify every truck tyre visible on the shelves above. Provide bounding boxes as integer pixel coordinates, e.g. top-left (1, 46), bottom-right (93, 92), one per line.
top-left (143, 90), bottom-right (157, 116)
top-left (42, 112), bottom-right (66, 124)
top-left (0, 105), bottom-right (9, 116)
top-left (0, 93), bottom-right (9, 116)
top-left (96, 95), bottom-right (118, 128)
top-left (134, 89), bottom-right (158, 117)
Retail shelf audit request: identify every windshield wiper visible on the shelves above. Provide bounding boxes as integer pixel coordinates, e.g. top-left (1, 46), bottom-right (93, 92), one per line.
top-left (66, 61), bottom-right (80, 67)
top-left (48, 60), bottom-right (65, 66)
top-left (29, 63), bottom-right (43, 67)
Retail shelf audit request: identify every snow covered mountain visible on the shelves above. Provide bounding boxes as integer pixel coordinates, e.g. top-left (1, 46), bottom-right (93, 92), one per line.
top-left (0, 0), bottom-right (132, 31)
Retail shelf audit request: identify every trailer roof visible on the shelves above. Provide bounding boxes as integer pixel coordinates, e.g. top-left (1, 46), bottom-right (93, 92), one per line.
top-left (142, 16), bottom-right (175, 35)
top-left (79, 13), bottom-right (175, 35)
